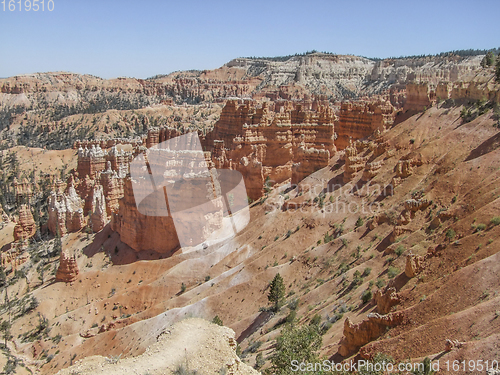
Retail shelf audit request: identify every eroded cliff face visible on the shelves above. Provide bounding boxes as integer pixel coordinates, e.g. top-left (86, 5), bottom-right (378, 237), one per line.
top-left (111, 178), bottom-right (181, 254)
top-left (203, 98), bottom-right (336, 198)
top-left (336, 99), bottom-right (396, 150)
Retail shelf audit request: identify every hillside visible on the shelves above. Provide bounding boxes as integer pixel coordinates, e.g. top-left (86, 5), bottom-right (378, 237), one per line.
top-left (0, 51), bottom-right (499, 374)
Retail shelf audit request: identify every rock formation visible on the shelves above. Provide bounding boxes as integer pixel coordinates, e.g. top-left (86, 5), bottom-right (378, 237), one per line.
top-left (55, 251), bottom-right (79, 283)
top-left (111, 178), bottom-right (181, 254)
top-left (389, 225), bottom-right (412, 243)
top-left (338, 312), bottom-right (404, 357)
top-left (404, 83), bottom-right (436, 112)
top-left (444, 339), bottom-right (464, 352)
top-left (343, 141), bottom-right (366, 183)
top-left (361, 161), bottom-right (383, 182)
top-left (395, 160), bottom-right (413, 178)
top-left (405, 253), bottom-right (425, 278)
top-left (336, 100), bottom-right (396, 150)
top-left (90, 185), bottom-right (107, 233)
top-left (13, 204), bottom-right (37, 242)
top-left (202, 98), bottom-right (336, 199)
top-left (48, 179), bottom-right (85, 236)
top-left (373, 287), bottom-right (400, 314)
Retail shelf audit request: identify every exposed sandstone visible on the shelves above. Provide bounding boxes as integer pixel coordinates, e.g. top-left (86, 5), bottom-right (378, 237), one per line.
top-left (405, 253), bottom-right (425, 278)
top-left (395, 160), bottom-right (413, 178)
top-left (444, 339), bottom-right (464, 352)
top-left (13, 204), bottom-right (37, 242)
top-left (361, 161), bottom-right (383, 182)
top-left (343, 141), bottom-right (366, 183)
top-left (404, 82), bottom-right (436, 112)
top-left (55, 251), bottom-right (79, 283)
top-left (48, 180), bottom-right (85, 236)
top-left (90, 185), bottom-right (107, 233)
top-left (111, 178), bottom-right (181, 254)
top-left (404, 198), bottom-right (430, 212)
top-left (338, 312), bottom-right (403, 357)
top-left (336, 100), bottom-right (396, 150)
top-left (373, 287), bottom-right (400, 314)
top-left (389, 226), bottom-right (412, 243)
top-left (202, 98), bottom-right (336, 199)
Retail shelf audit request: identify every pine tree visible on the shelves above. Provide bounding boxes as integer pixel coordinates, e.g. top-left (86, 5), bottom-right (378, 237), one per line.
top-left (268, 273), bottom-right (286, 312)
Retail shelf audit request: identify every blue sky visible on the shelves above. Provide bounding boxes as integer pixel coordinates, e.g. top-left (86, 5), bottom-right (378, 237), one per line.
top-left (1, 0), bottom-right (499, 79)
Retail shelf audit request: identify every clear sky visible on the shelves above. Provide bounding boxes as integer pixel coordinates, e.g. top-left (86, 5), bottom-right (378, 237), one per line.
top-left (1, 0), bottom-right (499, 79)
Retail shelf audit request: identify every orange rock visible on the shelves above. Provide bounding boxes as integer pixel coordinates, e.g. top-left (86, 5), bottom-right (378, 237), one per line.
top-left (13, 204), bottom-right (36, 242)
top-left (338, 312), bottom-right (403, 357)
top-left (55, 251), bottom-right (79, 283)
top-left (373, 287), bottom-right (400, 314)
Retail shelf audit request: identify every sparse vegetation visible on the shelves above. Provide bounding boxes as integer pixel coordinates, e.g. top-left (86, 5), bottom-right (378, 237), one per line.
top-left (268, 273), bottom-right (286, 312)
top-left (361, 289), bottom-right (373, 304)
top-left (387, 266), bottom-right (399, 279)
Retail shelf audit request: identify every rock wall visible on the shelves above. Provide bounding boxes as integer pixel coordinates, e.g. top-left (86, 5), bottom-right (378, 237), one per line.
top-left (336, 100), bottom-right (396, 150)
top-left (111, 178), bottom-right (181, 254)
top-left (202, 98), bottom-right (336, 199)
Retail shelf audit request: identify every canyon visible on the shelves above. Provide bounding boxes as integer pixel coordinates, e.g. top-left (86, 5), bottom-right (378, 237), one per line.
top-left (0, 51), bottom-right (499, 374)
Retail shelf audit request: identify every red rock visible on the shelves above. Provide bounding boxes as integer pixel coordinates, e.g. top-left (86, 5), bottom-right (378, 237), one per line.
top-left (55, 251), bottom-right (79, 283)
top-left (373, 287), bottom-right (400, 314)
top-left (338, 312), bottom-right (403, 357)
top-left (13, 204), bottom-right (37, 242)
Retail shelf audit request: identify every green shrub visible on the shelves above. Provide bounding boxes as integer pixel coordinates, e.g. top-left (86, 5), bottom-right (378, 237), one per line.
top-left (490, 216), bottom-right (500, 226)
top-left (395, 245), bottom-right (405, 256)
top-left (362, 267), bottom-right (372, 277)
top-left (475, 223), bottom-right (486, 231)
top-left (269, 324), bottom-right (322, 374)
top-left (288, 297), bottom-right (300, 310)
top-left (212, 315), bottom-right (223, 326)
top-left (361, 289), bottom-right (373, 304)
top-left (387, 266), bottom-right (399, 279)
top-left (375, 279), bottom-right (385, 288)
top-left (356, 217), bottom-right (364, 227)
top-left (445, 228), bottom-right (456, 240)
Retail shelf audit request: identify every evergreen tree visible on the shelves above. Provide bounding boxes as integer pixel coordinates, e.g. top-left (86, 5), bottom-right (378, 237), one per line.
top-left (268, 273), bottom-right (286, 312)
top-left (269, 324), bottom-right (322, 375)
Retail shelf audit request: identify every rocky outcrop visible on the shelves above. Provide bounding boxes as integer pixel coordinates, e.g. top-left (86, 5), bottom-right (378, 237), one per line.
top-left (90, 185), bottom-right (107, 233)
top-left (338, 312), bottom-right (403, 357)
top-left (48, 180), bottom-right (85, 236)
top-left (361, 161), bottom-right (383, 182)
top-left (336, 100), bottom-right (396, 150)
top-left (100, 163), bottom-right (124, 216)
top-left (202, 98), bottom-right (336, 199)
top-left (389, 225), bottom-right (412, 243)
top-left (13, 204), bottom-right (37, 242)
top-left (373, 287), bottom-right (400, 314)
top-left (111, 178), bottom-right (181, 254)
top-left (395, 160), bottom-right (413, 178)
top-left (444, 339), bottom-right (464, 352)
top-left (405, 253), bottom-right (425, 278)
top-left (55, 251), bottom-right (79, 283)
top-left (404, 82), bottom-right (436, 112)
top-left (55, 318), bottom-right (259, 375)
top-left (343, 141), bottom-right (366, 183)
top-left (404, 198), bottom-right (430, 212)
